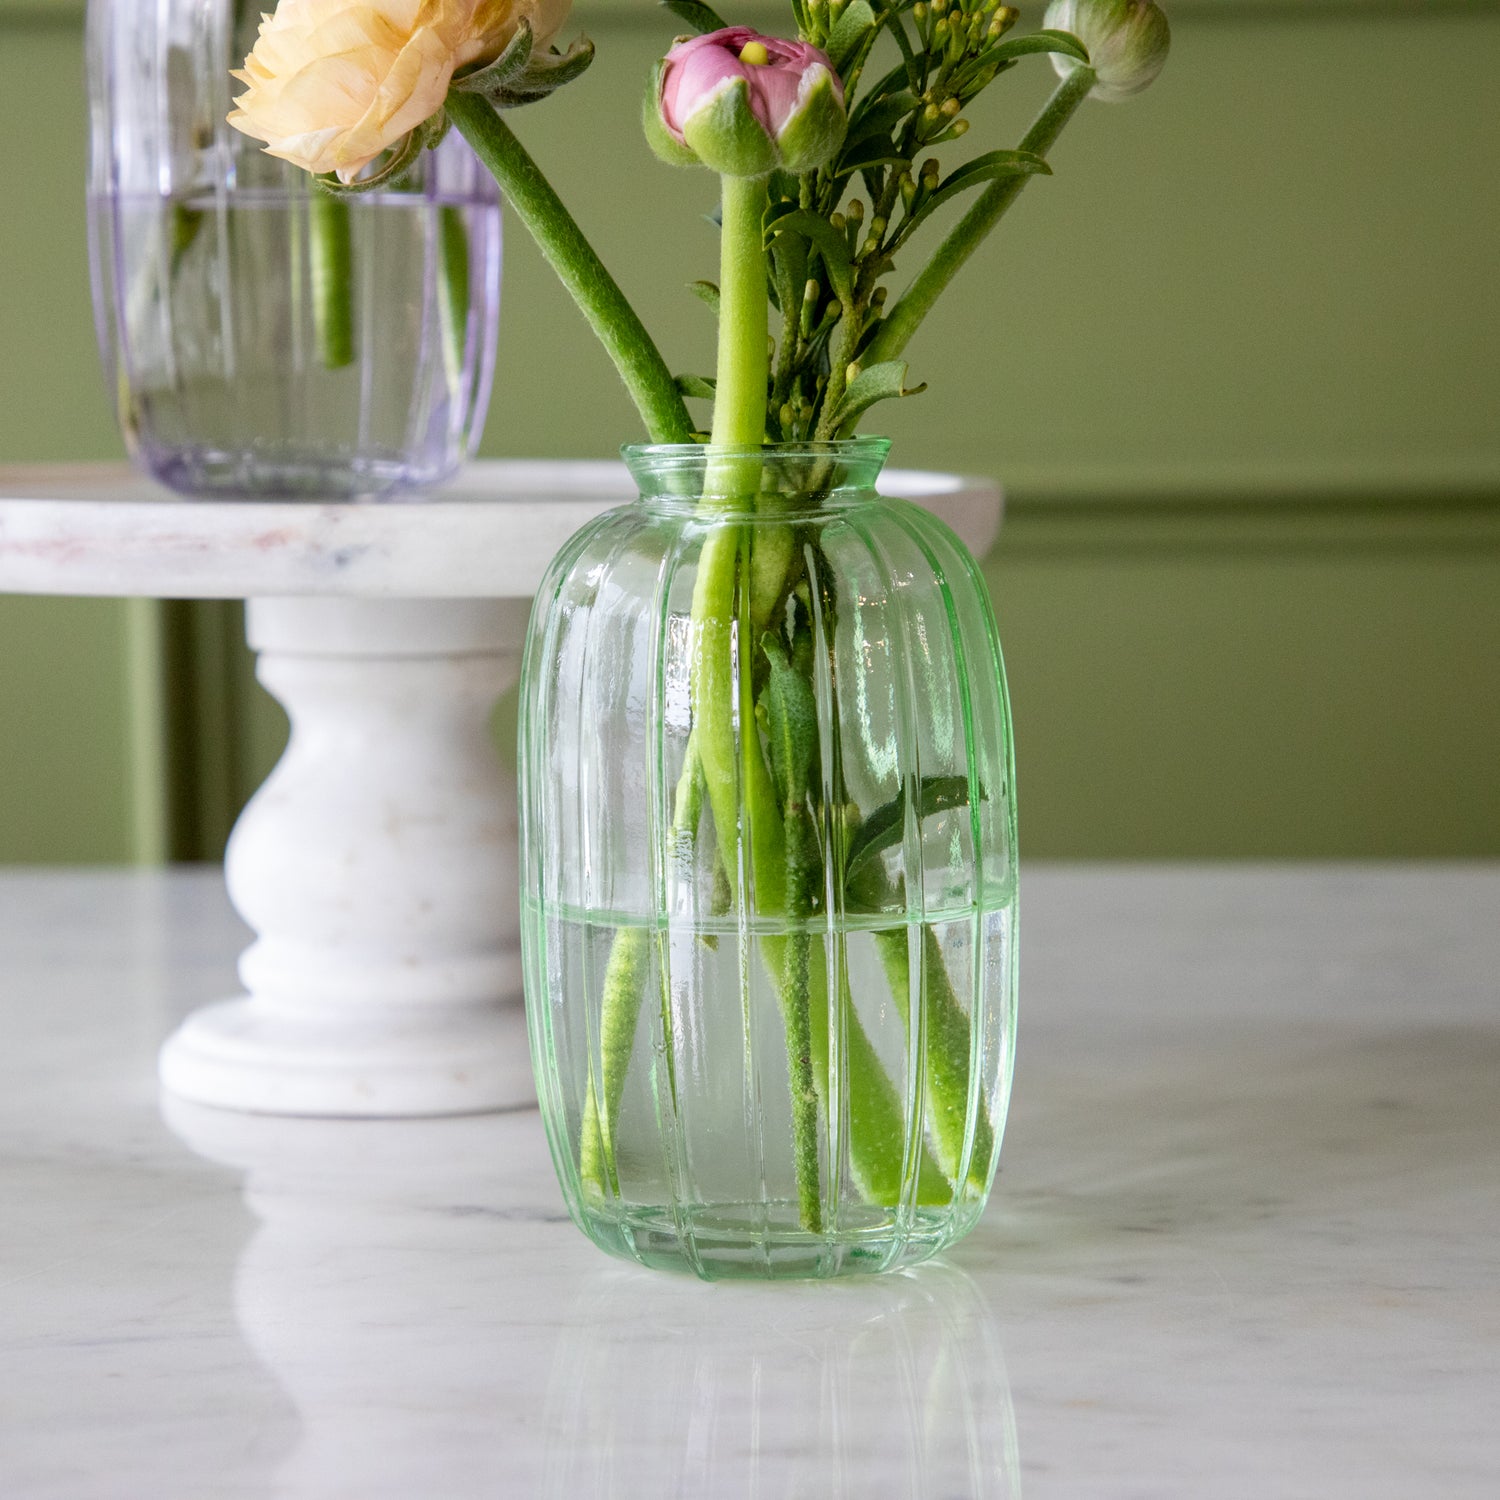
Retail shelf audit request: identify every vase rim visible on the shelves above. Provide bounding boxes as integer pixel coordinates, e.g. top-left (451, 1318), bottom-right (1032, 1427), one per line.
top-left (621, 438), bottom-right (893, 513)
top-left (621, 438), bottom-right (892, 459)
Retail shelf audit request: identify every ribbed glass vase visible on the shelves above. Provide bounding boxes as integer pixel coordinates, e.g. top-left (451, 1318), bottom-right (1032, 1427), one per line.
top-left (518, 441), bottom-right (1018, 1279)
top-left (85, 0), bottom-right (500, 500)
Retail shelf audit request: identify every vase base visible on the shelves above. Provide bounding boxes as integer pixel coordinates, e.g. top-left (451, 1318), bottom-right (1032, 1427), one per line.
top-left (578, 1200), bottom-right (977, 1282)
top-left (140, 444), bottom-right (446, 502)
top-left (158, 995), bottom-right (535, 1118)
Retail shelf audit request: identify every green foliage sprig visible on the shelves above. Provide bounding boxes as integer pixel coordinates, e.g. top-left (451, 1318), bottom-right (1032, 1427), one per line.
top-left (668, 0), bottom-right (1093, 441)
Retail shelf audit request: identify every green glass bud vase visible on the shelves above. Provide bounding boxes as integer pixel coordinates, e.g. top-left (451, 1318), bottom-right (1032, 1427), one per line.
top-left (518, 441), bottom-right (1018, 1280)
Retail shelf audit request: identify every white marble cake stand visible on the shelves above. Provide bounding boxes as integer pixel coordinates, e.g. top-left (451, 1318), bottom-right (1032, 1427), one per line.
top-left (0, 461), bottom-right (1002, 1118)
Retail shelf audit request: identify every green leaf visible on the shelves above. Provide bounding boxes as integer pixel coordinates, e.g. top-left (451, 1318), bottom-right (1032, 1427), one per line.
top-left (682, 76), bottom-right (779, 178)
top-left (660, 0), bottom-right (728, 35)
top-left (454, 24), bottom-right (596, 108)
top-left (848, 62), bottom-right (912, 129)
top-left (509, 35), bottom-right (596, 100)
top-left (688, 280), bottom-right (720, 317)
top-left (838, 135), bottom-right (910, 174)
top-left (826, 0), bottom-right (876, 74)
top-left (901, 149), bottom-right (1050, 240)
top-left (644, 59), bottom-right (699, 167)
top-left (767, 169), bottom-right (801, 203)
top-left (844, 775), bottom-right (977, 891)
top-left (763, 199), bottom-right (801, 234)
top-left (827, 359), bottom-right (925, 434)
top-left (452, 20), bottom-right (534, 94)
top-left (842, 90), bottom-right (919, 152)
top-left (766, 208), bottom-right (853, 305)
top-left (768, 235), bottom-right (807, 324)
top-left (883, 6), bottom-right (924, 92)
top-left (986, 29), bottom-right (1091, 67)
top-left (761, 633), bottom-right (820, 812)
top-left (675, 373), bottom-right (717, 400)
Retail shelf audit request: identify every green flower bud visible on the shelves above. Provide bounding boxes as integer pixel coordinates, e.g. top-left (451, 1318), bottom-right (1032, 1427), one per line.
top-left (1043, 0), bottom-right (1171, 102)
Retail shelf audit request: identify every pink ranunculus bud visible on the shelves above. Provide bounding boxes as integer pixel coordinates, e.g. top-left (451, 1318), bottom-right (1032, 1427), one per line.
top-left (647, 27), bottom-right (846, 178)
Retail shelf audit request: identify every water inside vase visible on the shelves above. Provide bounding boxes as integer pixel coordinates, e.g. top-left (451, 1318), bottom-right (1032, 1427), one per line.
top-left (90, 187), bottom-right (499, 499)
top-left (528, 895), bottom-right (1015, 1280)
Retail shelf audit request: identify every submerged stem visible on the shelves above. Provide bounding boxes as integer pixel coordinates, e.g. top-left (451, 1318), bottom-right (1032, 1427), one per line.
top-left (874, 922), bottom-right (994, 1190)
top-left (309, 190), bottom-right (354, 369)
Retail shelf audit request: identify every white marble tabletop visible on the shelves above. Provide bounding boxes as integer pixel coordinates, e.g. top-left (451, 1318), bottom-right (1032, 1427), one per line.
top-left (0, 864), bottom-right (1496, 1498)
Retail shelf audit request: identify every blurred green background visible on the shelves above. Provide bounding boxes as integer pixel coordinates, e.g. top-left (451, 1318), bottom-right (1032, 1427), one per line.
top-left (1, 0), bottom-right (1497, 863)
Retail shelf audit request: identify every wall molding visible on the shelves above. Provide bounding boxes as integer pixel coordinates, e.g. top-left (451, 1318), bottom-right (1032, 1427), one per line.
top-left (998, 454), bottom-right (1500, 508)
top-left (993, 455), bottom-right (1500, 555)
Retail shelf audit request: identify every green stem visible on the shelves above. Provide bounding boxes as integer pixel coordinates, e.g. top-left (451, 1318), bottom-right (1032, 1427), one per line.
top-left (709, 173), bottom-right (770, 451)
top-left (874, 922), bottom-right (994, 1191)
top-left (864, 65), bottom-right (1097, 371)
top-left (834, 961), bottom-right (952, 1207)
top-left (310, 190), bottom-right (355, 370)
top-left (436, 204), bottom-right (470, 385)
top-left (696, 173), bottom-right (832, 1227)
top-left (578, 924), bottom-right (652, 1198)
top-left (579, 743), bottom-right (703, 1199)
top-left (578, 170), bottom-right (934, 1223)
top-left (447, 92), bottom-right (693, 444)
top-left (781, 820), bottom-right (824, 1233)
top-left (815, 302), bottom-right (863, 442)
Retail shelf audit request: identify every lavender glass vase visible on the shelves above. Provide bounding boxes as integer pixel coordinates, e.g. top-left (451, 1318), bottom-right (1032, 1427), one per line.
top-left (86, 0), bottom-right (500, 500)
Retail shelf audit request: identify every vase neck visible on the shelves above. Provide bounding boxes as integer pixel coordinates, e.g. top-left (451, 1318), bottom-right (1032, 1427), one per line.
top-left (622, 440), bottom-right (891, 516)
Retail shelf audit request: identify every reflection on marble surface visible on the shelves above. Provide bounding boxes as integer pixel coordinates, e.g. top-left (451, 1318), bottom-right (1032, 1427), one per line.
top-left (157, 1103), bottom-right (555, 1497)
top-left (163, 1096), bottom-right (1017, 1499)
top-left (2, 865), bottom-right (1498, 1498)
top-left (541, 1266), bottom-right (1016, 1499)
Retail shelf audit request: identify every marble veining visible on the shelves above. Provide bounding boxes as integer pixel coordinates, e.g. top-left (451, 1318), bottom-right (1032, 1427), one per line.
top-left (0, 865), bottom-right (1497, 1497)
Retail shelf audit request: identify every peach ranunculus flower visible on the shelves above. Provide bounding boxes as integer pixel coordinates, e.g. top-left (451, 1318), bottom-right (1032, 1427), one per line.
top-left (229, 0), bottom-right (572, 183)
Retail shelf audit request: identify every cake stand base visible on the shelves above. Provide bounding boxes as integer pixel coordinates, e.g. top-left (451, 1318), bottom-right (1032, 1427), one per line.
top-left (158, 595), bottom-right (534, 1117)
top-left (158, 994), bottom-right (534, 1117)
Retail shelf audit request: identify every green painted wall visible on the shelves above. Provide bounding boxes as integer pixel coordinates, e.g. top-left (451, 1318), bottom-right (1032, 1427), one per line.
top-left (1, 1), bottom-right (1497, 861)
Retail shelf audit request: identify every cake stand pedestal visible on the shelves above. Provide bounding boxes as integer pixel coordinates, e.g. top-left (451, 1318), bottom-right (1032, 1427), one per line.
top-left (0, 461), bottom-right (1002, 1117)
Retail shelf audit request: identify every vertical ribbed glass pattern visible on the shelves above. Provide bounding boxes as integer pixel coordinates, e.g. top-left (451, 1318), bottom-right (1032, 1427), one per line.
top-left (519, 442), bottom-right (1017, 1279)
top-left (86, 0), bottom-right (500, 500)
